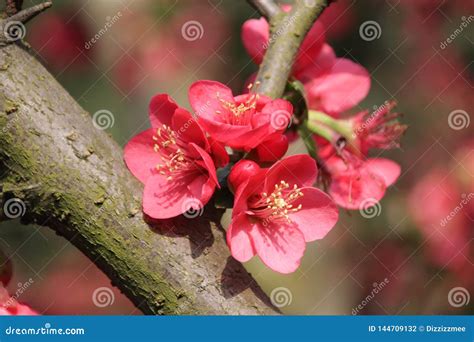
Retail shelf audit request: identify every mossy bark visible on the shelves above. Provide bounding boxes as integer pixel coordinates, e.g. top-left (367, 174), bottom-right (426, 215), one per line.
top-left (0, 44), bottom-right (276, 315)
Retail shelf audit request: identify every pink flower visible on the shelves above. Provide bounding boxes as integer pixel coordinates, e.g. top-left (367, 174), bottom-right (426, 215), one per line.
top-left (189, 80), bottom-right (293, 151)
top-left (324, 154), bottom-right (400, 210)
top-left (349, 101), bottom-right (407, 156)
top-left (227, 155), bottom-right (339, 273)
top-left (241, 12), bottom-right (370, 115)
top-left (0, 287), bottom-right (38, 316)
top-left (124, 94), bottom-right (228, 219)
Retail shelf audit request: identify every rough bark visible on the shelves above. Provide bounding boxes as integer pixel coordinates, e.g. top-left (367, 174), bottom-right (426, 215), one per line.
top-left (0, 44), bottom-right (275, 314)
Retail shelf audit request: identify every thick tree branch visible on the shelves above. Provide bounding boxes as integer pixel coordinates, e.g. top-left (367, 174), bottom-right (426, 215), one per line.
top-left (0, 44), bottom-right (276, 315)
top-left (255, 0), bottom-right (330, 98)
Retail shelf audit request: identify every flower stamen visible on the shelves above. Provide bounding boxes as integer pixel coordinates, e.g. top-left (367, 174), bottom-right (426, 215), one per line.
top-left (252, 180), bottom-right (304, 224)
top-left (153, 125), bottom-right (189, 180)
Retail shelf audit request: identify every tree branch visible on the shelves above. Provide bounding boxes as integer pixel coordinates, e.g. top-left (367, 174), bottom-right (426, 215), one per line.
top-left (247, 0), bottom-right (281, 20)
top-left (255, 0), bottom-right (330, 98)
top-left (0, 2), bottom-right (52, 45)
top-left (0, 44), bottom-right (276, 315)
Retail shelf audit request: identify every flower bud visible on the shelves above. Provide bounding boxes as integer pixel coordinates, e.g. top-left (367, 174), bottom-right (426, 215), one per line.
top-left (228, 160), bottom-right (260, 193)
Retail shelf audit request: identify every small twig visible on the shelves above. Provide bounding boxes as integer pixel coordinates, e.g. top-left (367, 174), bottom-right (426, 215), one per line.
top-left (254, 0), bottom-right (330, 99)
top-left (247, 0), bottom-right (281, 20)
top-left (0, 1), bottom-right (51, 45)
top-left (7, 1), bottom-right (51, 24)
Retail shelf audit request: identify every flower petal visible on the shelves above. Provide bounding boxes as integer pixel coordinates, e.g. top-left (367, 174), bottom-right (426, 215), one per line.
top-left (294, 21), bottom-right (326, 75)
top-left (305, 57), bottom-right (370, 113)
top-left (296, 43), bottom-right (336, 81)
top-left (241, 18), bottom-right (269, 65)
top-left (172, 107), bottom-right (209, 150)
top-left (208, 138), bottom-right (229, 167)
top-left (264, 154), bottom-right (318, 192)
top-left (290, 187), bottom-right (339, 241)
top-left (123, 129), bottom-right (161, 184)
top-left (188, 80), bottom-right (234, 122)
top-left (188, 143), bottom-right (219, 189)
top-left (149, 94), bottom-right (178, 128)
top-left (143, 174), bottom-right (194, 219)
top-left (249, 221), bottom-right (306, 274)
top-left (364, 158), bottom-right (401, 187)
top-left (329, 165), bottom-right (386, 210)
top-left (227, 213), bottom-right (256, 262)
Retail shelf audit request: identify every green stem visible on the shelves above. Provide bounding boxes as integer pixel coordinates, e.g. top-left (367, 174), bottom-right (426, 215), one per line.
top-left (308, 110), bottom-right (353, 139)
top-left (306, 119), bottom-right (339, 144)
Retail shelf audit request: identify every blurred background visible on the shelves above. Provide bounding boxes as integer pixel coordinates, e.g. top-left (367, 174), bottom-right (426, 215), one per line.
top-left (0, 0), bottom-right (472, 315)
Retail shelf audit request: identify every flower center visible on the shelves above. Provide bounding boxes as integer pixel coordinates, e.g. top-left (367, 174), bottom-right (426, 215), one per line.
top-left (215, 83), bottom-right (260, 125)
top-left (251, 180), bottom-right (304, 224)
top-left (153, 125), bottom-right (189, 180)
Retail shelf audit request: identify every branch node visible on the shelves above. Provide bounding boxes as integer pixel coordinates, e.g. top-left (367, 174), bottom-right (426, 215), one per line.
top-left (0, 1), bottom-right (52, 45)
